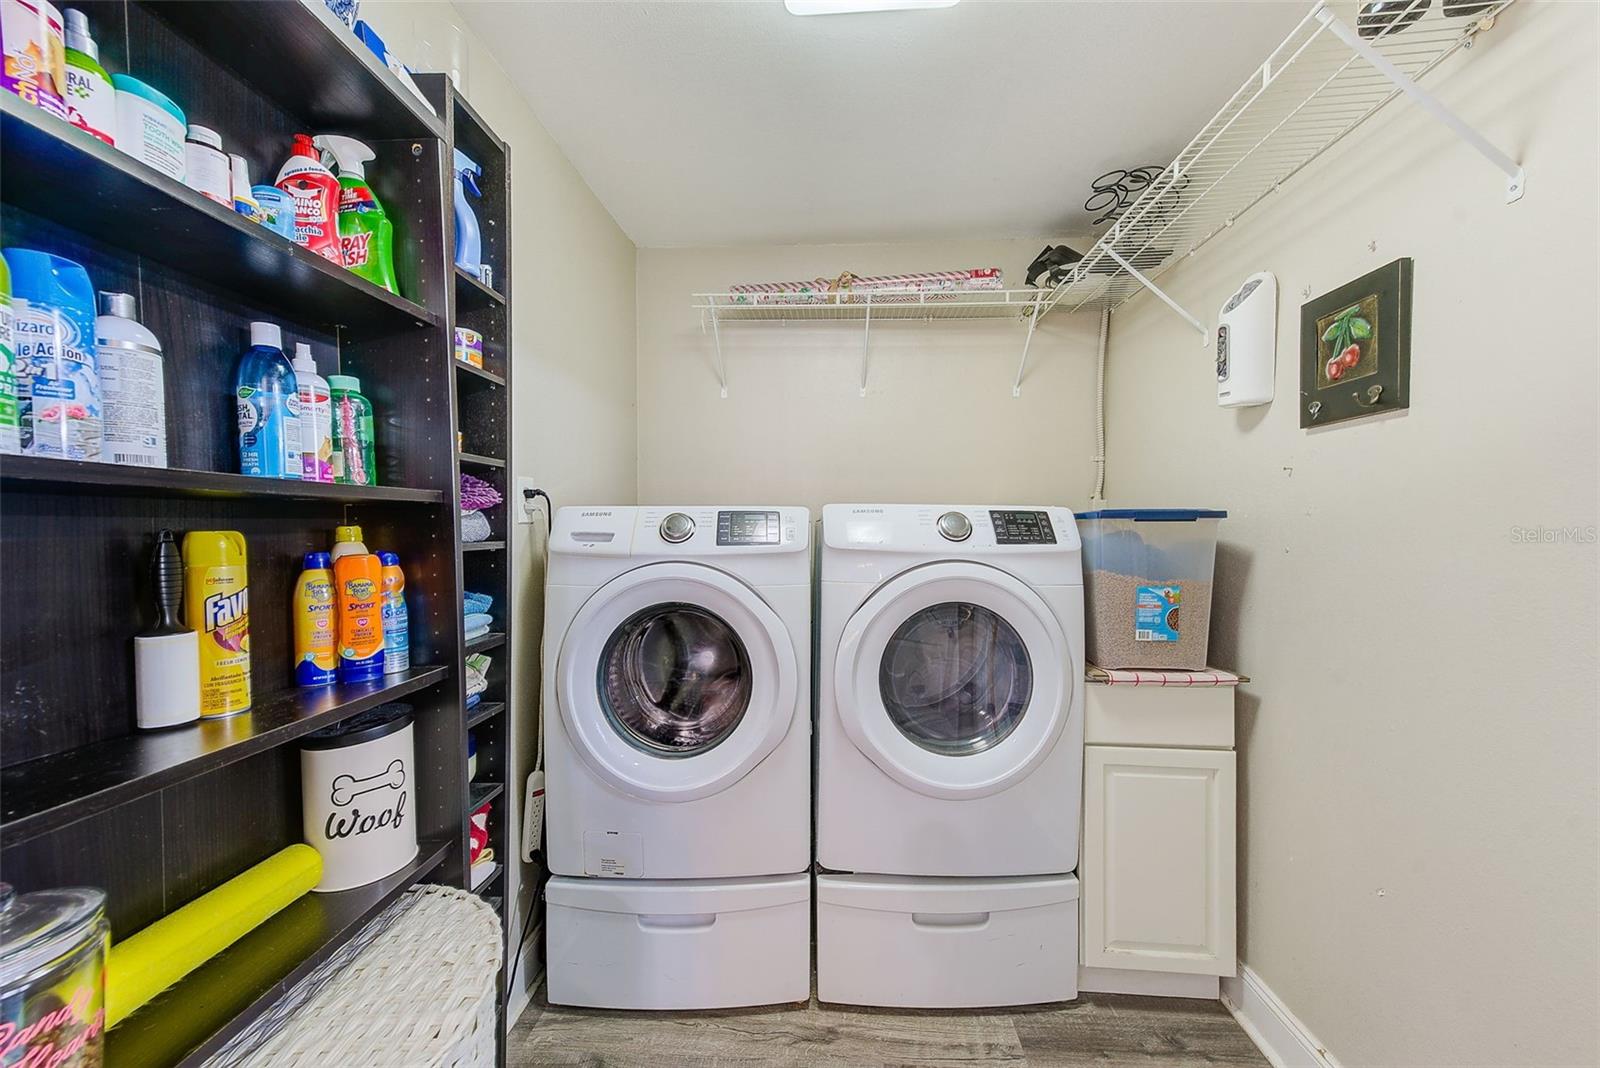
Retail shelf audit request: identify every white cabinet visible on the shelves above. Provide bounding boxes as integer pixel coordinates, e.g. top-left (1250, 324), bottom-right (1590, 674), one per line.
top-left (1079, 681), bottom-right (1238, 993)
top-left (1082, 745), bottom-right (1236, 976)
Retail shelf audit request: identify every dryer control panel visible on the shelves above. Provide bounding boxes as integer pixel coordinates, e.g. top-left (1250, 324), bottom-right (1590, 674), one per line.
top-left (824, 504), bottom-right (1078, 552)
top-left (554, 506), bottom-right (809, 556)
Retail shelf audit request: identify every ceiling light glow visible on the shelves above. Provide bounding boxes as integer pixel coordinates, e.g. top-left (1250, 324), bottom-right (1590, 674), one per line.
top-left (785, 0), bottom-right (960, 16)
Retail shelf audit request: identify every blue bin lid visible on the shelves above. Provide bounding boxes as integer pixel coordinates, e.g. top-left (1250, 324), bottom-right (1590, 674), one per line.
top-left (1078, 509), bottom-right (1227, 522)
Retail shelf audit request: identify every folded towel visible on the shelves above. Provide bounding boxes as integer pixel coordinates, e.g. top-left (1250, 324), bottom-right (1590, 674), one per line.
top-left (463, 592), bottom-right (494, 615)
top-left (466, 692), bottom-right (481, 710)
top-left (465, 624), bottom-right (491, 643)
top-left (460, 473), bottom-right (503, 511)
top-left (464, 612), bottom-right (493, 632)
top-left (461, 509), bottom-right (491, 543)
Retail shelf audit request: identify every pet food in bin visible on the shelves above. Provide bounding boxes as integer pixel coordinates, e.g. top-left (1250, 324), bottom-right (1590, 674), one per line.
top-left (1077, 509), bottom-right (1226, 670)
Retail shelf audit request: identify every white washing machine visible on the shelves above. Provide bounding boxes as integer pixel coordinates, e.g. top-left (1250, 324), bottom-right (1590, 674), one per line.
top-left (815, 503), bottom-right (1085, 1007)
top-left (542, 505), bottom-right (811, 1009)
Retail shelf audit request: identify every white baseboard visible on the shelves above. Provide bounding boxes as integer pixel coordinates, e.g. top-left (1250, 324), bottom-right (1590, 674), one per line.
top-left (1079, 965), bottom-right (1220, 999)
top-left (1221, 964), bottom-right (1340, 1068)
top-left (504, 927), bottom-right (544, 1033)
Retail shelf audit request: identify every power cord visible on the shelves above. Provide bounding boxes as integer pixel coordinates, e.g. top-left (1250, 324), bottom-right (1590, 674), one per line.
top-left (521, 487), bottom-right (552, 533)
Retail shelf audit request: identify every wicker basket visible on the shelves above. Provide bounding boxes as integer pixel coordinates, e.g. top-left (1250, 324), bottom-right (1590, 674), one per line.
top-left (206, 884), bottom-right (502, 1068)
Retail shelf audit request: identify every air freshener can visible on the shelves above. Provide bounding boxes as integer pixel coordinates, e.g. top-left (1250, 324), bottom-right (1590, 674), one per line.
top-left (183, 530), bottom-right (251, 717)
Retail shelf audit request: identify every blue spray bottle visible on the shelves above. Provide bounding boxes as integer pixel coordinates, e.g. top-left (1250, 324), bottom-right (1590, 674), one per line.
top-left (235, 322), bottom-right (302, 479)
top-left (452, 149), bottom-right (484, 278)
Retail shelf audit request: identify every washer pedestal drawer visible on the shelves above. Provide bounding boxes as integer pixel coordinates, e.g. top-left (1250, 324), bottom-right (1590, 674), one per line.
top-left (817, 873), bottom-right (1079, 1008)
top-left (546, 874), bottom-right (810, 1009)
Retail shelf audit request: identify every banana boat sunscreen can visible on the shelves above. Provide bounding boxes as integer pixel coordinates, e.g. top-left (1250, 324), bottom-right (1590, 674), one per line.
top-left (334, 552), bottom-right (385, 683)
top-left (182, 530), bottom-right (251, 716)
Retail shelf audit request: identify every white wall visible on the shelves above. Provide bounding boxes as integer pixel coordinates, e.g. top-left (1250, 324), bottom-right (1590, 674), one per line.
top-left (636, 240), bottom-right (1098, 511)
top-left (360, 0), bottom-right (638, 1015)
top-left (1099, 3), bottom-right (1598, 1064)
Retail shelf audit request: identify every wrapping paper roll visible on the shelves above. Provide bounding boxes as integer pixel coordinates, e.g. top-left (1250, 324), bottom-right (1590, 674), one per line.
top-left (106, 844), bottom-right (323, 1026)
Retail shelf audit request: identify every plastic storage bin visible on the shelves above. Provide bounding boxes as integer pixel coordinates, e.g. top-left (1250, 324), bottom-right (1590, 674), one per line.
top-left (1078, 509), bottom-right (1226, 670)
top-left (816, 873), bottom-right (1079, 1007)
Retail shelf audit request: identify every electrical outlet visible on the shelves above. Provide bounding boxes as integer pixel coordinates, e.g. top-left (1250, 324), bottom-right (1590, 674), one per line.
top-left (516, 477), bottom-right (538, 523)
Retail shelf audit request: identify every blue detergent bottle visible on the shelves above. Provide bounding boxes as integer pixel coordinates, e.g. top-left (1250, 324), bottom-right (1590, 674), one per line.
top-left (235, 321), bottom-right (301, 479)
top-left (452, 149), bottom-right (483, 276)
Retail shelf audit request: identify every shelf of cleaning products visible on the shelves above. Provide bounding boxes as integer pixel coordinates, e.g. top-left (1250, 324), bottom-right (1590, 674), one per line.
top-left (1034, 0), bottom-right (1519, 330)
top-left (0, 96), bottom-right (442, 337)
top-left (455, 360), bottom-right (507, 388)
top-left (466, 701), bottom-right (506, 730)
top-left (462, 540), bottom-right (506, 554)
top-left (470, 781), bottom-right (506, 811)
top-left (0, 667), bottom-right (451, 849)
top-left (456, 451), bottom-right (506, 470)
top-left (0, 455), bottom-right (447, 504)
top-left (464, 632), bottom-right (506, 655)
top-left (455, 265), bottom-right (507, 309)
top-left (106, 836), bottom-right (453, 1068)
top-left (144, 0), bottom-right (444, 141)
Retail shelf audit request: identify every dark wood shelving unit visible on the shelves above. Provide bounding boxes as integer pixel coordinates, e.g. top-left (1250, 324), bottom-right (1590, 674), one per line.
top-left (0, 96), bottom-right (443, 335)
top-left (0, 3), bottom-right (485, 1064)
top-left (457, 360), bottom-right (508, 388)
top-left (2, 667), bottom-right (450, 848)
top-left (0, 454), bottom-right (446, 504)
top-left (418, 71), bottom-right (515, 1058)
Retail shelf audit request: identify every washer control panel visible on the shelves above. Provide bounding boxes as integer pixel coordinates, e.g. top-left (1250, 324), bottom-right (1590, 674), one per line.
top-left (990, 509), bottom-right (1057, 545)
top-left (717, 510), bottom-right (781, 546)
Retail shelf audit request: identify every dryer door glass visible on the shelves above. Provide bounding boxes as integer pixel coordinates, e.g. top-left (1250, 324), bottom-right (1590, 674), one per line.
top-left (878, 602), bottom-right (1033, 756)
top-left (599, 602), bottom-right (752, 757)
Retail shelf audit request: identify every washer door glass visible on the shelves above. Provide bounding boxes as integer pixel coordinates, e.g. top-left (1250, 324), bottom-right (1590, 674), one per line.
top-left (599, 603), bottom-right (752, 756)
top-left (879, 602), bottom-right (1033, 755)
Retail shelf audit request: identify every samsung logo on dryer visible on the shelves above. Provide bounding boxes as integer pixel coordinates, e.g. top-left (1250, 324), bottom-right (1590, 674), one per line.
top-left (850, 508), bottom-right (884, 514)
top-left (579, 510), bottom-right (613, 517)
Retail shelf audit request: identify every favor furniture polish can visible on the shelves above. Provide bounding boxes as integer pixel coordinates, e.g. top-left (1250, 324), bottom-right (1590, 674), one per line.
top-left (300, 704), bottom-right (417, 892)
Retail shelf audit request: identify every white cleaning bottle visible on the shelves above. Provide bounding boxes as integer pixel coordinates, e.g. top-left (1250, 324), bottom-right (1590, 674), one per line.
top-left (292, 342), bottom-right (332, 483)
top-left (97, 291), bottom-right (167, 468)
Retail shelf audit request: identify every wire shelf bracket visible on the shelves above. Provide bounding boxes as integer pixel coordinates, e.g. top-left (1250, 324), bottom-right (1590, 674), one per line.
top-left (1101, 246), bottom-right (1208, 348)
top-left (1315, 5), bottom-right (1525, 203)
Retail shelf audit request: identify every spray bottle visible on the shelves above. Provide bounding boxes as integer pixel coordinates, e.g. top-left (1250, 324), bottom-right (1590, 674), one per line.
top-left (314, 135), bottom-right (399, 294)
top-left (452, 148), bottom-right (483, 278)
top-left (275, 134), bottom-right (343, 264)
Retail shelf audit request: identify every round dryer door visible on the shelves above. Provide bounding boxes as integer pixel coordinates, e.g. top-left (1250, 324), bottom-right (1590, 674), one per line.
top-left (558, 562), bottom-right (798, 802)
top-left (834, 561), bottom-right (1072, 800)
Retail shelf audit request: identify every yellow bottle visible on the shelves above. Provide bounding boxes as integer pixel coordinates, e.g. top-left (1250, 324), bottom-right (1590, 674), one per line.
top-left (293, 552), bottom-right (337, 687)
top-left (183, 530), bottom-right (251, 716)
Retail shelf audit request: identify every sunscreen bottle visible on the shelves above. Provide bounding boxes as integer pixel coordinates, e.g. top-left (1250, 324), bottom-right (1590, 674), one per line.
top-left (182, 530), bottom-right (250, 717)
top-left (378, 550), bottom-right (409, 674)
top-left (334, 552), bottom-right (385, 683)
top-left (293, 551), bottom-right (336, 687)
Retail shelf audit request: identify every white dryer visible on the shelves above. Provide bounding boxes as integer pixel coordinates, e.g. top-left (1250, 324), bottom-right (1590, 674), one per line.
top-left (542, 505), bottom-right (811, 1009)
top-left (815, 503), bottom-right (1085, 1008)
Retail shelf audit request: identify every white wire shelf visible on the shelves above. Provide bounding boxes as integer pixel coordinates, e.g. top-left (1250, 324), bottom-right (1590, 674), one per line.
top-left (1039, 0), bottom-right (1520, 331)
top-left (690, 0), bottom-right (1523, 396)
top-left (695, 288), bottom-right (1046, 323)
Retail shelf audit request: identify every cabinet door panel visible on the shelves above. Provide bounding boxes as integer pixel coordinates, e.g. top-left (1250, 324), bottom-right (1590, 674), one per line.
top-left (1082, 746), bottom-right (1236, 975)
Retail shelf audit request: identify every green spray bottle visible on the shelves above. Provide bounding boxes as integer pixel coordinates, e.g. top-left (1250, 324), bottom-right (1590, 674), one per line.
top-left (313, 135), bottom-right (399, 295)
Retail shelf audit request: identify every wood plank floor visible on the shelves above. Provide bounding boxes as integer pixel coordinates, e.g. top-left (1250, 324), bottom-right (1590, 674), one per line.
top-left (509, 991), bottom-right (1271, 1067)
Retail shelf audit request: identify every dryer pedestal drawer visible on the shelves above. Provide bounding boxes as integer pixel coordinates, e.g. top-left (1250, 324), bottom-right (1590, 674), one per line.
top-left (546, 874), bottom-right (810, 1009)
top-left (816, 873), bottom-right (1079, 1008)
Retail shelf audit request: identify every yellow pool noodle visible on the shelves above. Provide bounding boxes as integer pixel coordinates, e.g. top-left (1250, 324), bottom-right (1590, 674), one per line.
top-left (106, 844), bottom-right (322, 1027)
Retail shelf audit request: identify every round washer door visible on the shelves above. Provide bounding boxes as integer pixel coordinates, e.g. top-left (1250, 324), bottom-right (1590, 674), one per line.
top-left (834, 561), bottom-right (1072, 800)
top-left (558, 562), bottom-right (798, 802)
